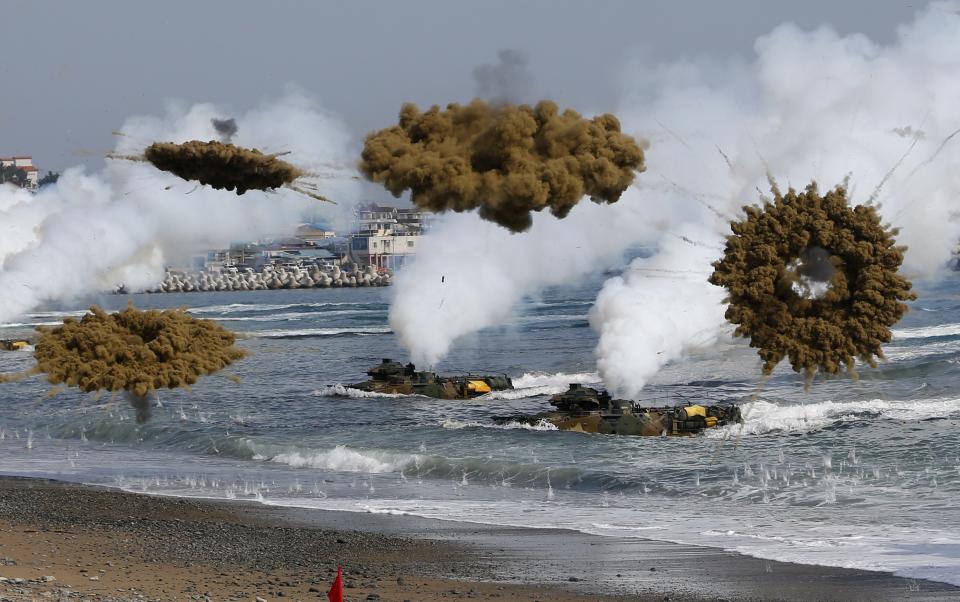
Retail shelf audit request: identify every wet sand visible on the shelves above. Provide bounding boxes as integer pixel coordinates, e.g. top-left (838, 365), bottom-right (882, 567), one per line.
top-left (0, 476), bottom-right (956, 601)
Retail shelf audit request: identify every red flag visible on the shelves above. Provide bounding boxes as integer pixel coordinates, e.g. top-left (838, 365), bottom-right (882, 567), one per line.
top-left (328, 566), bottom-right (344, 602)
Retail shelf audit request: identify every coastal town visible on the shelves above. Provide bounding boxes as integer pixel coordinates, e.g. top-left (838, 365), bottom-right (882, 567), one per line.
top-left (1, 159), bottom-right (428, 291)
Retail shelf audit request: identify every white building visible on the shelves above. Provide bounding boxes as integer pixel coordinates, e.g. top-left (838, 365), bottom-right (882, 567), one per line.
top-left (349, 203), bottom-right (428, 270)
top-left (0, 156), bottom-right (39, 189)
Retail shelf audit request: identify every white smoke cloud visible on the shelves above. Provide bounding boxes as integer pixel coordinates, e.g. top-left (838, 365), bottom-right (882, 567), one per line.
top-left (0, 89), bottom-right (359, 323)
top-left (590, 227), bottom-right (727, 398)
top-left (388, 195), bottom-right (678, 367)
top-left (593, 1), bottom-right (960, 396)
top-left (390, 2), bottom-right (960, 395)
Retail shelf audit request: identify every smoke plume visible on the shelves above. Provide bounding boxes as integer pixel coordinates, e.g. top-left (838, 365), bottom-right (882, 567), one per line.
top-left (360, 99), bottom-right (646, 232)
top-left (0, 90), bottom-right (359, 323)
top-left (391, 2), bottom-right (960, 395)
top-left (211, 117), bottom-right (238, 141)
top-left (473, 49), bottom-right (532, 104)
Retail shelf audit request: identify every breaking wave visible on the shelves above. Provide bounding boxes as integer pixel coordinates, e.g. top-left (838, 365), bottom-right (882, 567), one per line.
top-left (189, 301), bottom-right (373, 315)
top-left (883, 339), bottom-right (960, 361)
top-left (481, 371), bottom-right (600, 400)
top-left (892, 322), bottom-right (960, 340)
top-left (708, 397), bottom-right (960, 437)
top-left (213, 309), bottom-right (382, 322)
top-left (254, 327), bottom-right (392, 339)
top-left (440, 418), bottom-right (558, 431)
top-left (0, 320), bottom-right (63, 328)
top-left (312, 385), bottom-right (404, 399)
top-left (266, 445), bottom-right (416, 473)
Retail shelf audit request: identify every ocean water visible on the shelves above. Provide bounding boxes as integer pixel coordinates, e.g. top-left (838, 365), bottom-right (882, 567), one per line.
top-left (1, 277), bottom-right (959, 586)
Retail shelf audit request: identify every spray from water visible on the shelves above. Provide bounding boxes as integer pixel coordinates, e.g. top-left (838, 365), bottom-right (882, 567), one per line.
top-left (388, 2), bottom-right (960, 394)
top-left (591, 4), bottom-right (960, 394)
top-left (0, 90), bottom-right (359, 323)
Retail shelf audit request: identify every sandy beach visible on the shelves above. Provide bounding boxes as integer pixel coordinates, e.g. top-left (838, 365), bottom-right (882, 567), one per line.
top-left (0, 476), bottom-right (956, 602)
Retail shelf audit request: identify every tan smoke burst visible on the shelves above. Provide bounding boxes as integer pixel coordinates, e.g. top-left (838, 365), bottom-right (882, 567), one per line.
top-left (144, 140), bottom-right (303, 194)
top-left (360, 99), bottom-right (646, 232)
top-left (109, 140), bottom-right (334, 202)
top-left (0, 305), bottom-right (247, 422)
top-left (709, 182), bottom-right (915, 383)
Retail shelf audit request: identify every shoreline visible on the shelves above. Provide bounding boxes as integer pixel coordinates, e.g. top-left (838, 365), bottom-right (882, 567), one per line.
top-left (0, 476), bottom-right (957, 601)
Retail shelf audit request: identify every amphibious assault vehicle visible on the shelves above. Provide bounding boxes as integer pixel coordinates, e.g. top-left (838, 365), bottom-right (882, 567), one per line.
top-left (503, 384), bottom-right (741, 436)
top-left (0, 339), bottom-right (30, 351)
top-left (350, 358), bottom-right (514, 399)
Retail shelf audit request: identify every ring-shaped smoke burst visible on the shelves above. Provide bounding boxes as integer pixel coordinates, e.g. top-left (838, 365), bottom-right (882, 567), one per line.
top-left (709, 182), bottom-right (915, 384)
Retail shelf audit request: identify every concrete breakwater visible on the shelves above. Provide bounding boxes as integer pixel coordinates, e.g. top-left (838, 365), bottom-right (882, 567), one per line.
top-left (142, 264), bottom-right (391, 293)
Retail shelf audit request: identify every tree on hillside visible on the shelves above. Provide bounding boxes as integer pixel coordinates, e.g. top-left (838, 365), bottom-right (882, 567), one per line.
top-left (0, 165), bottom-right (27, 187)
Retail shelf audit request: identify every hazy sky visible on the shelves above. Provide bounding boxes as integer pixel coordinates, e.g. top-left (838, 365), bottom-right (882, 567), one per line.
top-left (1, 0), bottom-right (922, 175)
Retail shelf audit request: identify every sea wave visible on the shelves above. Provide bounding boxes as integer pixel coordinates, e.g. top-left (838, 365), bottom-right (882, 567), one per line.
top-left (189, 301), bottom-right (381, 315)
top-left (883, 339), bottom-right (960, 361)
top-left (440, 418), bottom-right (558, 431)
top-left (0, 320), bottom-right (63, 328)
top-left (480, 371), bottom-right (600, 400)
top-left (892, 322), bottom-right (960, 340)
top-left (312, 385), bottom-right (404, 399)
top-left (254, 327), bottom-right (392, 339)
top-left (213, 309), bottom-right (383, 322)
top-left (708, 397), bottom-right (960, 437)
top-left (267, 445), bottom-right (416, 473)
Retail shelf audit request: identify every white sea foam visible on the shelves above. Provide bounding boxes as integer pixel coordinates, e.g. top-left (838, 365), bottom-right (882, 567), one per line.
top-left (0, 320), bottom-right (63, 329)
top-left (892, 323), bottom-right (960, 340)
top-left (883, 339), bottom-right (960, 361)
top-left (312, 385), bottom-right (404, 399)
top-left (189, 301), bottom-right (370, 315)
top-left (268, 445), bottom-right (415, 474)
top-left (255, 326), bottom-right (391, 338)
top-left (213, 309), bottom-right (382, 322)
top-left (480, 371), bottom-right (600, 400)
top-left (708, 397), bottom-right (960, 437)
top-left (511, 371), bottom-right (600, 389)
top-left (440, 418), bottom-right (558, 431)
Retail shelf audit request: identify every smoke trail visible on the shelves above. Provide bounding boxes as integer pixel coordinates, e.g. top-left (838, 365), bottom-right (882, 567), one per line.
top-left (390, 2), bottom-right (960, 394)
top-left (473, 49), bottom-right (532, 104)
top-left (0, 90), bottom-right (358, 323)
top-left (211, 117), bottom-right (238, 142)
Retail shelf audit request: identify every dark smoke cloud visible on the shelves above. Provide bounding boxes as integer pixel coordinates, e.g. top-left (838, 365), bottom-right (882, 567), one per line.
top-left (360, 99), bottom-right (646, 232)
top-left (211, 117), bottom-right (238, 142)
top-left (709, 182), bottom-right (915, 383)
top-left (31, 305), bottom-right (246, 422)
top-left (144, 140), bottom-right (304, 195)
top-left (473, 49), bottom-right (532, 104)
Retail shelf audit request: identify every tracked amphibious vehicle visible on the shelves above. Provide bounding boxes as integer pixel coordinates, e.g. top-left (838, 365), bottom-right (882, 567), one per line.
top-left (503, 384), bottom-right (741, 436)
top-left (350, 358), bottom-right (514, 399)
top-left (0, 339), bottom-right (31, 351)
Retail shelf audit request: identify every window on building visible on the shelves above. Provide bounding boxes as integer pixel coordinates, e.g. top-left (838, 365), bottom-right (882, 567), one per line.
top-left (407, 241), bottom-right (414, 248)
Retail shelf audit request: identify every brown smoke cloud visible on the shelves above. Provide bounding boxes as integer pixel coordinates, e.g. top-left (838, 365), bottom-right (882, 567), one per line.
top-left (142, 140), bottom-right (304, 195)
top-left (25, 305), bottom-right (246, 422)
top-left (360, 99), bottom-right (646, 232)
top-left (709, 182), bottom-right (915, 382)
